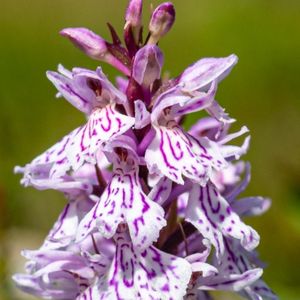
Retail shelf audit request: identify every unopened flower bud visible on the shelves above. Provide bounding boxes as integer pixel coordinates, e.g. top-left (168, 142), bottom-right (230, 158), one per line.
top-left (60, 27), bottom-right (108, 60)
top-left (132, 45), bottom-right (164, 87)
top-left (61, 27), bottom-right (131, 76)
top-left (125, 0), bottom-right (143, 50)
top-left (148, 2), bottom-right (175, 44)
top-left (125, 0), bottom-right (143, 28)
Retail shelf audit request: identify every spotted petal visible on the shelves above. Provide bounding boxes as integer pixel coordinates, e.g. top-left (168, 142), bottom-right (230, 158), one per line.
top-left (20, 127), bottom-right (81, 179)
top-left (47, 68), bottom-right (97, 114)
top-left (48, 66), bottom-right (130, 114)
top-left (203, 238), bottom-right (277, 299)
top-left (197, 268), bottom-right (263, 292)
top-left (15, 161), bottom-right (100, 197)
top-left (243, 281), bottom-right (278, 300)
top-left (65, 104), bottom-right (135, 172)
top-left (145, 122), bottom-right (227, 185)
top-left (42, 196), bottom-right (95, 250)
top-left (77, 173), bottom-right (166, 250)
top-left (13, 249), bottom-right (97, 300)
top-left (185, 182), bottom-right (259, 259)
top-left (81, 231), bottom-right (192, 300)
top-left (18, 103), bottom-right (132, 180)
top-left (148, 176), bottom-right (172, 205)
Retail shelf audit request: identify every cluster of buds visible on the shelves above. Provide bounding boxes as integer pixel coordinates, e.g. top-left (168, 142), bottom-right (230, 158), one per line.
top-left (13, 1), bottom-right (277, 299)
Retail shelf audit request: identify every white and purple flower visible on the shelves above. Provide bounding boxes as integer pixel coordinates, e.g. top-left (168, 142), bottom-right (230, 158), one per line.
top-left (14, 1), bottom-right (277, 299)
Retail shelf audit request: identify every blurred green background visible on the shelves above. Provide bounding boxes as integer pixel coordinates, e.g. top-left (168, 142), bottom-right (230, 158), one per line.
top-left (0, 0), bottom-right (299, 299)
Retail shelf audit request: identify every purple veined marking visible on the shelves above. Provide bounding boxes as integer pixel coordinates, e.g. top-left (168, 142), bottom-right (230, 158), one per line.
top-left (121, 188), bottom-right (127, 209)
top-left (133, 215), bottom-right (145, 237)
top-left (152, 179), bottom-right (168, 203)
top-left (159, 128), bottom-right (178, 171)
top-left (109, 243), bottom-right (120, 286)
top-left (207, 270), bottom-right (253, 288)
top-left (120, 244), bottom-right (134, 287)
top-left (56, 135), bottom-right (72, 157)
top-left (239, 254), bottom-right (249, 271)
top-left (60, 81), bottom-right (89, 105)
top-left (200, 153), bottom-right (213, 160)
top-left (107, 200), bottom-right (116, 215)
top-left (103, 181), bottom-right (113, 206)
top-left (100, 106), bottom-right (112, 132)
top-left (214, 233), bottom-right (221, 253)
top-left (138, 261), bottom-right (157, 279)
top-left (50, 203), bottom-right (70, 238)
top-left (79, 124), bottom-right (89, 152)
top-left (114, 187), bottom-right (120, 195)
top-left (219, 214), bottom-right (225, 222)
top-left (125, 174), bottom-right (134, 208)
top-left (191, 165), bottom-right (199, 175)
top-left (104, 223), bottom-right (112, 232)
top-left (206, 185), bottom-right (221, 213)
top-left (56, 157), bottom-right (67, 165)
top-left (115, 117), bottom-right (122, 131)
top-left (176, 98), bottom-right (205, 115)
top-left (198, 186), bottom-right (218, 229)
top-left (191, 134), bottom-right (208, 154)
top-left (165, 131), bottom-right (184, 160)
top-left (185, 144), bottom-right (196, 158)
top-left (226, 207), bottom-right (232, 215)
top-left (140, 192), bottom-right (150, 213)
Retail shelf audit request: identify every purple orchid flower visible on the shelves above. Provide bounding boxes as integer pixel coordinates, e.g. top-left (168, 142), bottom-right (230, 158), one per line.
top-left (14, 1), bottom-right (277, 299)
top-left (16, 66), bottom-right (134, 181)
top-left (79, 227), bottom-right (192, 300)
top-left (76, 136), bottom-right (166, 250)
top-left (13, 233), bottom-right (115, 299)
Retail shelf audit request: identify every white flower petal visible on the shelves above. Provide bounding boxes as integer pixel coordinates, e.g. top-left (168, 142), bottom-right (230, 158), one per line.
top-left (145, 123), bottom-right (227, 185)
top-left (66, 104), bottom-right (135, 172)
top-left (77, 173), bottom-right (166, 250)
top-left (87, 231), bottom-right (192, 300)
top-left (185, 182), bottom-right (260, 259)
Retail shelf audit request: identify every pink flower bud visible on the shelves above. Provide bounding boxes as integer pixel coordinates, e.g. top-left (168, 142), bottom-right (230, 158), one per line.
top-left (148, 2), bottom-right (175, 44)
top-left (125, 0), bottom-right (143, 28)
top-left (60, 27), bottom-right (108, 60)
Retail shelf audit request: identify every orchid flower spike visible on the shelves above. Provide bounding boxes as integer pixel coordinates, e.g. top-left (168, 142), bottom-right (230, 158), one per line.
top-left (14, 1), bottom-right (277, 300)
